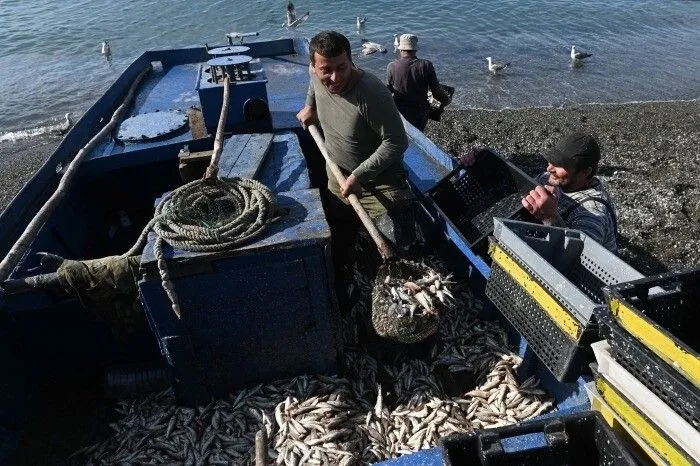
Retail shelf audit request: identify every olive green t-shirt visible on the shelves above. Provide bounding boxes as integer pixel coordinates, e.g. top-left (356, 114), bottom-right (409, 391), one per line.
top-left (305, 69), bottom-right (408, 187)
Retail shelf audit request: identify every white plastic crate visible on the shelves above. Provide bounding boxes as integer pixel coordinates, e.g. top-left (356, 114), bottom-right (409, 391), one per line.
top-left (591, 340), bottom-right (700, 462)
top-left (585, 381), bottom-right (666, 466)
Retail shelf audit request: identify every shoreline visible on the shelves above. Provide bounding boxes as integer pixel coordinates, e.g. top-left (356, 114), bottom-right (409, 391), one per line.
top-left (2, 99), bottom-right (698, 274)
top-left (425, 99), bottom-right (700, 274)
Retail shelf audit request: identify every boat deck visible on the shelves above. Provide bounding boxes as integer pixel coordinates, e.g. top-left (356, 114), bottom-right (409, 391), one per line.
top-left (1, 39), bottom-right (595, 465)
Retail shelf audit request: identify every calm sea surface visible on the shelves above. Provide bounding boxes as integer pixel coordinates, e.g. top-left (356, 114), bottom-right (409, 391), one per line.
top-left (0, 0), bottom-right (698, 135)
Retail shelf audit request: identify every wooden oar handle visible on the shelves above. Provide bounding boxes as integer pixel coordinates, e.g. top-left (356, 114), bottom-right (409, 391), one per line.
top-left (308, 125), bottom-right (396, 260)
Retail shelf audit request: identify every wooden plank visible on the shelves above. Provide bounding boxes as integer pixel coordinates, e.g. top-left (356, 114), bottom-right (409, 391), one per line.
top-left (179, 149), bottom-right (213, 163)
top-left (221, 133), bottom-right (274, 180)
top-left (218, 133), bottom-right (252, 177)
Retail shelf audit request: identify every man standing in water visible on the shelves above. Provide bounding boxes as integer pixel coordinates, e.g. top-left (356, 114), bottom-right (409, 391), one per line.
top-left (297, 30), bottom-right (419, 251)
top-left (387, 34), bottom-right (451, 131)
top-left (460, 132), bottom-right (618, 252)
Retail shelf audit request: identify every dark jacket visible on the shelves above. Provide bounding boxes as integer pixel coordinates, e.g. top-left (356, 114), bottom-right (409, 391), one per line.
top-left (387, 56), bottom-right (449, 130)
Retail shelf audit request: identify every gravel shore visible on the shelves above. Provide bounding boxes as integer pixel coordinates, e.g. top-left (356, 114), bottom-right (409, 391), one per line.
top-left (426, 99), bottom-right (700, 274)
top-left (1, 99), bottom-right (698, 274)
top-left (0, 134), bottom-right (63, 213)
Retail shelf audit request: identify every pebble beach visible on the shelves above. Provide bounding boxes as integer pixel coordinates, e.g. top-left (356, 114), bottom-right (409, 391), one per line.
top-left (425, 99), bottom-right (700, 275)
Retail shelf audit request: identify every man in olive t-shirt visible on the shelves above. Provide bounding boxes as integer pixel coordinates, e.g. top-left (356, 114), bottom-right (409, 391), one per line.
top-left (297, 30), bottom-right (418, 250)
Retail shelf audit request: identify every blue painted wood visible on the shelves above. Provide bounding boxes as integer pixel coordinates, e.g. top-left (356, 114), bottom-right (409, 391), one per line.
top-left (0, 38), bottom-right (599, 461)
top-left (374, 447), bottom-right (444, 465)
top-left (2, 294), bottom-right (158, 376)
top-left (197, 65), bottom-right (270, 133)
top-left (0, 43), bottom-right (308, 260)
top-left (0, 426), bottom-right (21, 466)
top-left (0, 316), bottom-right (28, 428)
top-left (139, 246), bottom-right (337, 405)
top-left (257, 131), bottom-right (311, 192)
top-left (0, 53), bottom-right (154, 259)
top-left (217, 133), bottom-right (252, 176)
top-left (218, 133), bottom-right (274, 180)
top-left (138, 188), bottom-right (336, 405)
top-left (131, 64), bottom-right (202, 114)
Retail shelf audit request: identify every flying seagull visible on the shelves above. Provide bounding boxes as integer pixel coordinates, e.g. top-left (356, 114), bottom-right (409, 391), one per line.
top-left (571, 45), bottom-right (592, 61)
top-left (361, 39), bottom-right (387, 55)
top-left (393, 34), bottom-right (399, 52)
top-left (284, 1), bottom-right (309, 28)
top-left (356, 16), bottom-right (366, 29)
top-left (101, 40), bottom-right (111, 56)
top-left (486, 57), bottom-right (510, 74)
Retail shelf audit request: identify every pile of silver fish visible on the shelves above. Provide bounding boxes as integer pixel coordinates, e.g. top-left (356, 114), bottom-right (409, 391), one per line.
top-left (76, 246), bottom-right (554, 465)
top-left (378, 272), bottom-right (454, 318)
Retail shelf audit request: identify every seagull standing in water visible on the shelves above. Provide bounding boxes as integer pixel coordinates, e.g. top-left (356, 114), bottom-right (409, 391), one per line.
top-left (571, 45), bottom-right (592, 61)
top-left (486, 57), bottom-right (510, 74)
top-left (361, 39), bottom-right (387, 55)
top-left (101, 40), bottom-right (112, 64)
top-left (56, 113), bottom-right (73, 135)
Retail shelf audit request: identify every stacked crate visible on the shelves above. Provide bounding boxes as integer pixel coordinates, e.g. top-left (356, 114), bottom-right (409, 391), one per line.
top-left (485, 219), bottom-right (643, 381)
top-left (442, 411), bottom-right (638, 465)
top-left (588, 268), bottom-right (700, 465)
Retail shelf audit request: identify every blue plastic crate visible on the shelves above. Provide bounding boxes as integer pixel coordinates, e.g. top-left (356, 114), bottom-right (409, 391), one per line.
top-left (138, 188), bottom-right (339, 405)
top-left (441, 411), bottom-right (638, 466)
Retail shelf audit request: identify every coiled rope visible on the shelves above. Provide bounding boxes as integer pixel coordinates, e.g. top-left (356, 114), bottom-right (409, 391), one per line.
top-left (122, 177), bottom-right (277, 318)
top-left (121, 75), bottom-right (278, 319)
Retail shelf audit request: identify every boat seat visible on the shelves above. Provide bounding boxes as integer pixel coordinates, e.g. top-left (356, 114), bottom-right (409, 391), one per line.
top-left (218, 132), bottom-right (274, 180)
top-left (257, 131), bottom-right (311, 193)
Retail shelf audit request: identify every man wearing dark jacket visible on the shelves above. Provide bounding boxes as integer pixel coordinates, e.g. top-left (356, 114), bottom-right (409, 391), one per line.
top-left (387, 34), bottom-right (450, 131)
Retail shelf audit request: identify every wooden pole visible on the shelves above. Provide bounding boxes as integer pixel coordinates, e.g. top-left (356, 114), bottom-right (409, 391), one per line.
top-left (255, 428), bottom-right (268, 466)
top-left (204, 75), bottom-right (230, 180)
top-left (0, 66), bottom-right (152, 284)
top-left (308, 124), bottom-right (396, 260)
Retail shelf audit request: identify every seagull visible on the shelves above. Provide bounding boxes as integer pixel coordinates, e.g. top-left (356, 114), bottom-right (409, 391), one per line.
top-left (286, 1), bottom-right (297, 25)
top-left (571, 45), bottom-right (592, 61)
top-left (101, 40), bottom-right (111, 56)
top-left (361, 39), bottom-right (387, 55)
top-left (393, 34), bottom-right (399, 52)
top-left (56, 113), bottom-right (73, 135)
top-left (486, 57), bottom-right (510, 74)
top-left (356, 16), bottom-right (366, 29)
top-left (283, 1), bottom-right (309, 28)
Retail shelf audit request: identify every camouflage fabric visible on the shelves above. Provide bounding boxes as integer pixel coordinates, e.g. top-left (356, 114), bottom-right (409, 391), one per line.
top-left (58, 255), bottom-right (144, 338)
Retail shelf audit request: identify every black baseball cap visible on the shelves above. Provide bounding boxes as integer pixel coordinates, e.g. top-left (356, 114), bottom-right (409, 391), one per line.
top-left (544, 132), bottom-right (600, 169)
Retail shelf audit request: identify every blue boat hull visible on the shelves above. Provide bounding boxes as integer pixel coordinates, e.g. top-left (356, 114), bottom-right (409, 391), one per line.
top-left (0, 38), bottom-right (591, 465)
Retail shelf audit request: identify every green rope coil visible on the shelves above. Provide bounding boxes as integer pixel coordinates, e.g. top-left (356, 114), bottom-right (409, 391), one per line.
top-left (124, 177), bottom-right (278, 318)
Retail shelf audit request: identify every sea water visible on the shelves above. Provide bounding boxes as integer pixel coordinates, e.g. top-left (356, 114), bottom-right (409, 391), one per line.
top-left (0, 0), bottom-right (698, 138)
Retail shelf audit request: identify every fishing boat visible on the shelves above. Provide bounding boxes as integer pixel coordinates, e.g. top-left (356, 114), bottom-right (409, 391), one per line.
top-left (0, 34), bottom-right (679, 465)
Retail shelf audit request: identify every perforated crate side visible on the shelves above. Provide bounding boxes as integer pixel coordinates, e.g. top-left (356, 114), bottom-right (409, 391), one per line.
top-left (486, 261), bottom-right (594, 382)
top-left (596, 311), bottom-right (700, 431)
top-left (593, 373), bottom-right (696, 465)
top-left (427, 151), bottom-right (536, 249)
top-left (493, 219), bottom-right (645, 323)
top-left (604, 268), bottom-right (700, 389)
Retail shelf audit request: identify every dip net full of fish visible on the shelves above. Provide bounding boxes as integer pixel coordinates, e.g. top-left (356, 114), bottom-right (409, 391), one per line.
top-left (371, 259), bottom-right (453, 343)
